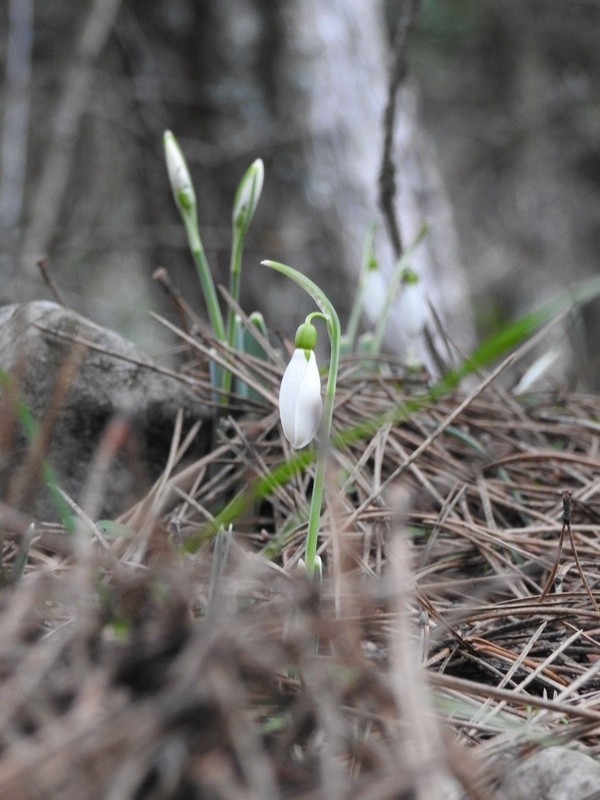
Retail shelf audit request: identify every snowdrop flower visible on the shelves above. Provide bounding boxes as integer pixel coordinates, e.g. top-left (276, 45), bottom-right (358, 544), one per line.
top-left (398, 277), bottom-right (428, 339)
top-left (264, 260), bottom-right (341, 579)
top-left (362, 268), bottom-right (388, 326)
top-left (279, 322), bottom-right (322, 448)
top-left (163, 130), bottom-right (196, 213)
top-left (232, 158), bottom-right (264, 232)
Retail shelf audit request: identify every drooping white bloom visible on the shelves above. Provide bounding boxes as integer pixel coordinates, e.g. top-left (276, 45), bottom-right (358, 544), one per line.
top-left (279, 349), bottom-right (323, 448)
top-left (362, 269), bottom-right (388, 326)
top-left (397, 279), bottom-right (428, 339)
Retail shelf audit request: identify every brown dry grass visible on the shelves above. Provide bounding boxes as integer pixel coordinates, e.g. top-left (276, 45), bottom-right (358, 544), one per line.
top-left (2, 322), bottom-right (600, 799)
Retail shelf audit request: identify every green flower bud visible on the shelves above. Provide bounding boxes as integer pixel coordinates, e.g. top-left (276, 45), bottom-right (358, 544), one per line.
top-left (402, 267), bottom-right (419, 286)
top-left (294, 321), bottom-right (318, 351)
top-left (163, 130), bottom-right (196, 215)
top-left (249, 311), bottom-right (268, 338)
top-left (232, 158), bottom-right (264, 232)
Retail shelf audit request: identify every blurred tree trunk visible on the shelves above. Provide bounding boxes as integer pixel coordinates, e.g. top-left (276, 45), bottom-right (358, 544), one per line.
top-left (1, 0), bottom-right (472, 362)
top-left (412, 0), bottom-right (600, 386)
top-left (0, 0), bottom-right (33, 299)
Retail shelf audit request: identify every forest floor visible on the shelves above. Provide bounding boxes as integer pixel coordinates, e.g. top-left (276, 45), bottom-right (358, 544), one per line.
top-left (1, 341), bottom-right (600, 799)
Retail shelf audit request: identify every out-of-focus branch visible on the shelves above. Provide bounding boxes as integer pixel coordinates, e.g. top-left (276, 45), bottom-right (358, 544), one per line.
top-left (20, 0), bottom-right (123, 278)
top-left (378, 0), bottom-right (421, 260)
top-left (0, 0), bottom-right (34, 299)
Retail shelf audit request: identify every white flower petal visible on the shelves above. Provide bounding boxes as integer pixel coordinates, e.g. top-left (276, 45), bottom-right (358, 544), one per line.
top-left (398, 281), bottom-right (427, 339)
top-left (279, 349), bottom-right (323, 448)
top-left (362, 270), bottom-right (388, 325)
top-left (513, 348), bottom-right (561, 395)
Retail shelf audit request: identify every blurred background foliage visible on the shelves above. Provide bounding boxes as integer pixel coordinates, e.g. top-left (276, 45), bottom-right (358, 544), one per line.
top-left (1, 0), bottom-right (600, 383)
top-left (408, 0), bottom-right (600, 382)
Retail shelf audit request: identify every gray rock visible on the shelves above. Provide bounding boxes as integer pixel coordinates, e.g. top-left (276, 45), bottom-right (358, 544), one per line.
top-left (0, 301), bottom-right (210, 520)
top-left (498, 745), bottom-right (600, 800)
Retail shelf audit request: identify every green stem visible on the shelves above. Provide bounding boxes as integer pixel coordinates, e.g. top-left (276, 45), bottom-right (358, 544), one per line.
top-left (305, 313), bottom-right (338, 575)
top-left (227, 228), bottom-right (244, 343)
top-left (221, 228), bottom-right (245, 396)
top-left (345, 222), bottom-right (376, 350)
top-left (262, 260), bottom-right (341, 578)
top-left (184, 216), bottom-right (225, 343)
top-left (371, 221), bottom-right (428, 354)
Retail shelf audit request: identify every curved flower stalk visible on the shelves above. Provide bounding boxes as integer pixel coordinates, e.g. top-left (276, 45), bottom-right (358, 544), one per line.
top-left (163, 131), bottom-right (225, 342)
top-left (279, 322), bottom-right (323, 449)
top-left (263, 260), bottom-right (341, 578)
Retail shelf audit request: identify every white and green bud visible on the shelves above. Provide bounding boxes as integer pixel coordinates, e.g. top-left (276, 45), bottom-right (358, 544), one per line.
top-left (294, 321), bottom-right (318, 352)
top-left (163, 130), bottom-right (196, 215)
top-left (232, 158), bottom-right (264, 232)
